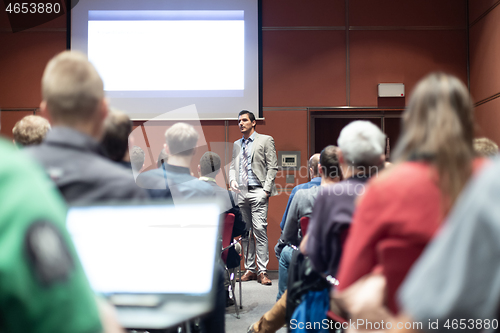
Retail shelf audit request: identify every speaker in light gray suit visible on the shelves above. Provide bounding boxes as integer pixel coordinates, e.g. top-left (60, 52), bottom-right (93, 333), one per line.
top-left (229, 111), bottom-right (278, 285)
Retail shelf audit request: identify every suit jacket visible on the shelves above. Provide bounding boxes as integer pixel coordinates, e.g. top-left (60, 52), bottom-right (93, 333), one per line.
top-left (229, 132), bottom-right (278, 196)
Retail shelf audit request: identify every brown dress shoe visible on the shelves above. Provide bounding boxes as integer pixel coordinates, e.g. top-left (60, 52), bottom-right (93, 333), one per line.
top-left (257, 272), bottom-right (272, 285)
top-left (236, 270), bottom-right (257, 282)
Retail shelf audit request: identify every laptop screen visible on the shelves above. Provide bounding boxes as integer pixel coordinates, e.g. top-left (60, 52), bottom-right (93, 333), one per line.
top-left (67, 202), bottom-right (220, 295)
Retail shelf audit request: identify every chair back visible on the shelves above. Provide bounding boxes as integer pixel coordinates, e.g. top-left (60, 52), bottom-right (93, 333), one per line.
top-left (221, 213), bottom-right (235, 263)
top-left (299, 216), bottom-right (310, 237)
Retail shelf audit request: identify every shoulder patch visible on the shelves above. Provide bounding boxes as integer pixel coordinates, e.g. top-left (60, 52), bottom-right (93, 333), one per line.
top-left (25, 221), bottom-right (74, 286)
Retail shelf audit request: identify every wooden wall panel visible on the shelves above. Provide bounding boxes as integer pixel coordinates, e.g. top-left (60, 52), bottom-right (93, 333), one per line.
top-left (469, 4), bottom-right (500, 102)
top-left (0, 6), bottom-right (11, 29)
top-left (263, 31), bottom-right (346, 107)
top-left (469, 0), bottom-right (499, 24)
top-left (0, 32), bottom-right (66, 107)
top-left (0, 111), bottom-right (34, 139)
top-left (262, 0), bottom-right (345, 27)
top-left (349, 30), bottom-right (467, 106)
top-left (475, 98), bottom-right (500, 145)
top-left (350, 0), bottom-right (465, 26)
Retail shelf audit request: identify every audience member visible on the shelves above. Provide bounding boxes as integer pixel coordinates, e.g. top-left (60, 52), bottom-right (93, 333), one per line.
top-left (157, 148), bottom-right (169, 168)
top-left (247, 122), bottom-right (384, 333)
top-left (274, 147), bottom-right (340, 300)
top-left (398, 158), bottom-right (500, 333)
top-left (279, 153), bottom-right (321, 230)
top-left (25, 51), bottom-right (147, 203)
top-left (101, 109), bottom-right (133, 168)
top-left (12, 115), bottom-right (50, 146)
top-left (473, 137), bottom-right (498, 157)
top-left (137, 122), bottom-right (214, 201)
top-left (0, 138), bottom-right (123, 333)
top-left (305, 121), bottom-right (385, 277)
top-left (334, 73), bottom-right (486, 314)
top-left (230, 110), bottom-right (278, 286)
top-left (199, 151), bottom-right (246, 306)
top-left (130, 146), bottom-right (145, 173)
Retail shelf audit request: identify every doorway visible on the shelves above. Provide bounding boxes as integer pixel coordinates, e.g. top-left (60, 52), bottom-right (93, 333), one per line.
top-left (309, 110), bottom-right (403, 161)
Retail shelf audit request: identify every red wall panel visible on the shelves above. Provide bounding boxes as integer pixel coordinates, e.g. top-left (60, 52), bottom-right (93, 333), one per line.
top-left (469, 0), bottom-right (499, 24)
top-left (350, 0), bottom-right (465, 27)
top-left (0, 111), bottom-right (34, 139)
top-left (262, 0), bottom-right (345, 27)
top-left (350, 30), bottom-right (467, 106)
top-left (0, 32), bottom-right (66, 107)
top-left (263, 30), bottom-right (346, 107)
top-left (469, 4), bottom-right (500, 102)
top-left (475, 99), bottom-right (500, 145)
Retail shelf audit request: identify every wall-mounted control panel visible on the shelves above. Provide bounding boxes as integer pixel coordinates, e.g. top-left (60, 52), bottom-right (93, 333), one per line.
top-left (278, 151), bottom-right (301, 170)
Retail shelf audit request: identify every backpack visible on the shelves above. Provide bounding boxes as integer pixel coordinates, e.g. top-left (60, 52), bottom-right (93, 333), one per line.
top-left (286, 250), bottom-right (330, 329)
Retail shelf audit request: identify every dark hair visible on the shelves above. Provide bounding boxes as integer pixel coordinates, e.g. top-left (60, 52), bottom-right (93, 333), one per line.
top-left (101, 110), bottom-right (132, 162)
top-left (199, 151), bottom-right (221, 176)
top-left (238, 110), bottom-right (256, 128)
top-left (320, 145), bottom-right (342, 180)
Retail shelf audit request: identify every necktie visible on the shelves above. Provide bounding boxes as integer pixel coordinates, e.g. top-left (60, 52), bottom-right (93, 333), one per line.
top-left (241, 139), bottom-right (249, 186)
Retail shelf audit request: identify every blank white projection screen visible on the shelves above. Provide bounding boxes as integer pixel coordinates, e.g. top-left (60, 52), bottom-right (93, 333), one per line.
top-left (88, 20), bottom-right (244, 91)
top-left (71, 3), bottom-right (260, 120)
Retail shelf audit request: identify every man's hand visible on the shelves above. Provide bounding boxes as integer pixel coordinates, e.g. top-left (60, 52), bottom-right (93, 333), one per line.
top-left (230, 180), bottom-right (241, 193)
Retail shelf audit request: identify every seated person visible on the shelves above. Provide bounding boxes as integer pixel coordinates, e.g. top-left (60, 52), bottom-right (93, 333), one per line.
top-left (473, 137), bottom-right (498, 158)
top-left (398, 158), bottom-right (500, 333)
top-left (12, 115), bottom-right (50, 147)
top-left (274, 146), bottom-right (340, 301)
top-left (100, 109), bottom-right (133, 169)
top-left (0, 138), bottom-right (123, 333)
top-left (279, 154), bottom-right (321, 230)
top-left (247, 121), bottom-right (385, 333)
top-left (157, 148), bottom-right (169, 168)
top-left (198, 151), bottom-right (246, 306)
top-left (334, 73), bottom-right (485, 314)
top-left (25, 51), bottom-right (147, 203)
top-left (136, 122), bottom-right (214, 201)
top-left (305, 121), bottom-right (386, 277)
top-left (130, 146), bottom-right (145, 173)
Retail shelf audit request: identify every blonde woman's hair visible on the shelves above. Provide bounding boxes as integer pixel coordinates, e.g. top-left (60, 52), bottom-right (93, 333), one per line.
top-left (393, 73), bottom-right (475, 207)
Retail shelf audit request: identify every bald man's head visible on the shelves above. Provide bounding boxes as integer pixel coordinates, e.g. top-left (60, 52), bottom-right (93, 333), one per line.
top-left (308, 153), bottom-right (320, 178)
